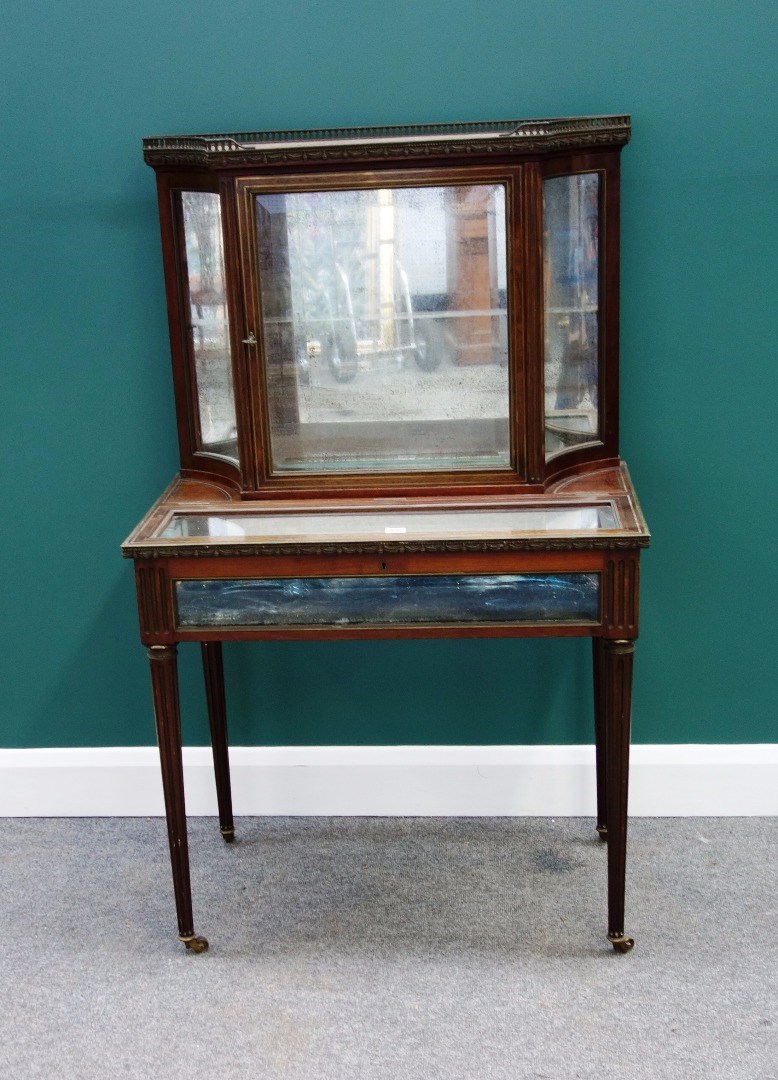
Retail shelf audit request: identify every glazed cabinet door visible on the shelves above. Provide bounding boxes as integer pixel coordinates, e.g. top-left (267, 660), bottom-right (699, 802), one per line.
top-left (233, 166), bottom-right (532, 497)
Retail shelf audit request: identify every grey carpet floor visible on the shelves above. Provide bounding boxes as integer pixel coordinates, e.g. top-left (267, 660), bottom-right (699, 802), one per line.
top-left (1, 817), bottom-right (776, 1080)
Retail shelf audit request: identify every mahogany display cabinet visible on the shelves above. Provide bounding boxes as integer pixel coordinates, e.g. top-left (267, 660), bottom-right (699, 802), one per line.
top-left (123, 114), bottom-right (649, 954)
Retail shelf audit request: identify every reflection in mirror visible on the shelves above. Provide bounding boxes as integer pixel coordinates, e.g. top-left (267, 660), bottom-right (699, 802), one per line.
top-left (255, 184), bottom-right (511, 474)
top-left (180, 192), bottom-right (239, 463)
top-left (543, 174), bottom-right (599, 458)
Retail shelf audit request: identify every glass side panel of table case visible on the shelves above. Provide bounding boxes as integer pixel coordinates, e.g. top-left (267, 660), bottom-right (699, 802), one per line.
top-left (174, 573), bottom-right (601, 629)
top-left (160, 504), bottom-right (618, 541)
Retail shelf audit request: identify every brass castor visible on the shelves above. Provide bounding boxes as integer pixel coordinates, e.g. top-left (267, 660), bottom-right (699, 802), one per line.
top-left (179, 934), bottom-right (209, 953)
top-left (220, 827), bottom-right (235, 843)
top-left (596, 825), bottom-right (608, 841)
top-left (608, 933), bottom-right (635, 954)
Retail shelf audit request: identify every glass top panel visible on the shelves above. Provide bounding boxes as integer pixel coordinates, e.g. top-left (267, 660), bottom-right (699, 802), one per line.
top-left (254, 183), bottom-right (511, 475)
top-left (160, 504), bottom-right (618, 541)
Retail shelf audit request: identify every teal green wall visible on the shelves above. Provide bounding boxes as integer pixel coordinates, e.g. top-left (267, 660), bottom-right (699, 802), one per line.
top-left (3, 2), bottom-right (776, 748)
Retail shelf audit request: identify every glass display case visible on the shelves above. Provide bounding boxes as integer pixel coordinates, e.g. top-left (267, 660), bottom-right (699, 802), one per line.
top-left (125, 115), bottom-right (648, 956)
top-left (145, 114), bottom-right (627, 496)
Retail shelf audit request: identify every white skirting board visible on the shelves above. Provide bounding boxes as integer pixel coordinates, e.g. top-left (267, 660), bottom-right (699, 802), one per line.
top-left (0, 745), bottom-right (776, 817)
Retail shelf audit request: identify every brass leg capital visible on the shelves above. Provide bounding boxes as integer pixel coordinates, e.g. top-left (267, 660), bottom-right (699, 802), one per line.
top-left (602, 639), bottom-right (635, 656)
top-left (148, 643), bottom-right (177, 661)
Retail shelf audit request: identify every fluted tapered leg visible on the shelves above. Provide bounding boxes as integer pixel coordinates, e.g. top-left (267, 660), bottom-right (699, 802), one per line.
top-left (201, 642), bottom-right (235, 842)
top-left (602, 638), bottom-right (635, 953)
top-left (592, 637), bottom-right (608, 840)
top-left (148, 644), bottom-right (208, 953)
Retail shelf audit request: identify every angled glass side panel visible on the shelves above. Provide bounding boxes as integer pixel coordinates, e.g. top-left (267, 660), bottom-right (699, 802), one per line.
top-left (543, 173), bottom-right (600, 459)
top-left (179, 192), bottom-right (239, 464)
top-left (254, 183), bottom-right (511, 475)
top-left (160, 504), bottom-right (619, 541)
top-left (175, 573), bottom-right (600, 628)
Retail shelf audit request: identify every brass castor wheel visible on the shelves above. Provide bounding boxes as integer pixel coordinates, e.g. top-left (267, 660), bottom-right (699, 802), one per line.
top-left (179, 935), bottom-right (209, 954)
top-left (596, 825), bottom-right (608, 841)
top-left (220, 827), bottom-right (235, 843)
top-left (608, 933), bottom-right (635, 954)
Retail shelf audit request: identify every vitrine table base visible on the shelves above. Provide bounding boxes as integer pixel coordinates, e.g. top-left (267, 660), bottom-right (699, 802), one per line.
top-left (126, 466), bottom-right (647, 956)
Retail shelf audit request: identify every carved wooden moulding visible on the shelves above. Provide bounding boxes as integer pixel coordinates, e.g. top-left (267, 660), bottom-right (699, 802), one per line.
top-left (143, 114), bottom-right (631, 168)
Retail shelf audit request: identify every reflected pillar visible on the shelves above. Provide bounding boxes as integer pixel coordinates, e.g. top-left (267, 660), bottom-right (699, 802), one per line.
top-left (448, 186), bottom-right (498, 364)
